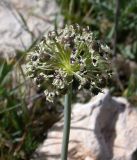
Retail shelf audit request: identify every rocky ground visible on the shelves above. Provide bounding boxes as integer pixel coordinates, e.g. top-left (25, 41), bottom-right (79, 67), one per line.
top-left (32, 90), bottom-right (137, 160)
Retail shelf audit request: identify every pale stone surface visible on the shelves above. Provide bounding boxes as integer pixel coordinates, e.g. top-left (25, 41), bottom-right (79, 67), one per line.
top-left (32, 90), bottom-right (137, 160)
top-left (0, 0), bottom-right (62, 59)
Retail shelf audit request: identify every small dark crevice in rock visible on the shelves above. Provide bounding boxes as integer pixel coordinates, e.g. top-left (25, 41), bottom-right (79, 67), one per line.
top-left (132, 148), bottom-right (137, 160)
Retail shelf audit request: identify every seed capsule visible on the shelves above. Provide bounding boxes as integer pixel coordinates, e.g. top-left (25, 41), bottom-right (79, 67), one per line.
top-left (39, 53), bottom-right (50, 62)
top-left (48, 31), bottom-right (56, 39)
top-left (31, 55), bottom-right (38, 61)
top-left (70, 57), bottom-right (76, 64)
top-left (92, 58), bottom-right (97, 66)
top-left (72, 48), bottom-right (76, 52)
top-left (36, 74), bottom-right (44, 85)
top-left (92, 41), bottom-right (100, 52)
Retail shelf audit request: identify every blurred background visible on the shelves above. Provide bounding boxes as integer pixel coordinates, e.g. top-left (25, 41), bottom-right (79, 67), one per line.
top-left (0, 0), bottom-right (137, 159)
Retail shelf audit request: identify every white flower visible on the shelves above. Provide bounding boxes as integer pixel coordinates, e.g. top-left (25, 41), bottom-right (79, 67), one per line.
top-left (25, 24), bottom-right (112, 102)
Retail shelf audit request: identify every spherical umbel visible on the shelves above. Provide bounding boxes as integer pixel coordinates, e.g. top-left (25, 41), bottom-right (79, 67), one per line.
top-left (25, 24), bottom-right (112, 102)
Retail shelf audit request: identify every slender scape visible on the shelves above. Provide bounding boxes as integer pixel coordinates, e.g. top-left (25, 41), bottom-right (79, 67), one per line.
top-left (61, 84), bottom-right (72, 160)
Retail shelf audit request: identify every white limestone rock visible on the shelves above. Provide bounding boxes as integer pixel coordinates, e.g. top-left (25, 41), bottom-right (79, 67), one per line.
top-left (0, 0), bottom-right (62, 59)
top-left (33, 90), bottom-right (137, 160)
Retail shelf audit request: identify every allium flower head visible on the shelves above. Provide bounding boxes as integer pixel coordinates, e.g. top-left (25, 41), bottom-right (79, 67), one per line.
top-left (25, 24), bottom-right (112, 102)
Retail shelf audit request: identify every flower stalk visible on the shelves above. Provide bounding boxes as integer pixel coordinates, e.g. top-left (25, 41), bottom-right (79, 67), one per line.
top-left (61, 84), bottom-right (72, 160)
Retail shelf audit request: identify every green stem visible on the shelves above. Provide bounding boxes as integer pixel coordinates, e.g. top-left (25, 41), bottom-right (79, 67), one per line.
top-left (61, 84), bottom-right (72, 160)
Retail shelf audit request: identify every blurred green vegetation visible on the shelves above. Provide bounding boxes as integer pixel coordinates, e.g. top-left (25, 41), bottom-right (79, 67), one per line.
top-left (0, 57), bottom-right (35, 159)
top-left (58, 0), bottom-right (137, 57)
top-left (0, 50), bottom-right (59, 159)
top-left (0, 0), bottom-right (137, 159)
